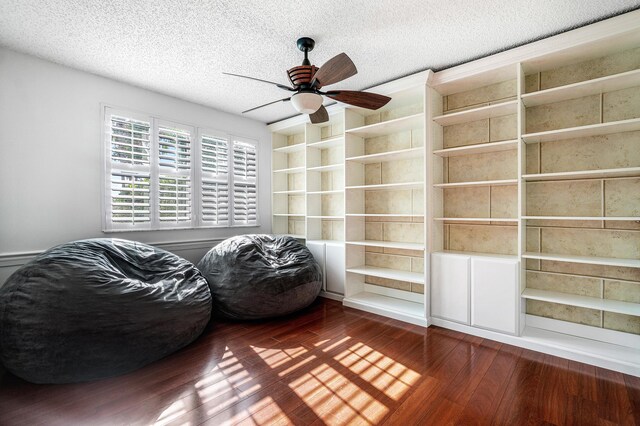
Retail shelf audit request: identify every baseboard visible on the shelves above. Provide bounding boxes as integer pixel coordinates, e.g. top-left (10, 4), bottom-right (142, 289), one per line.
top-left (318, 291), bottom-right (344, 302)
top-left (430, 317), bottom-right (640, 377)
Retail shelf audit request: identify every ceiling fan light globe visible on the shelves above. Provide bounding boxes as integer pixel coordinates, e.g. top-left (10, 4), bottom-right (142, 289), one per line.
top-left (291, 92), bottom-right (323, 114)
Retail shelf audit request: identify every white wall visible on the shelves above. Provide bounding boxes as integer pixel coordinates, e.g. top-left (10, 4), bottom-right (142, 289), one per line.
top-left (0, 47), bottom-right (271, 283)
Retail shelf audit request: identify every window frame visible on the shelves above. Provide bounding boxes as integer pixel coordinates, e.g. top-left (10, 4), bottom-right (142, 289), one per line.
top-left (102, 105), bottom-right (260, 232)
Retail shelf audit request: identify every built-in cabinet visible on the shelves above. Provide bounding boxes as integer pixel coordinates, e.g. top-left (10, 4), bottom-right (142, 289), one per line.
top-left (432, 252), bottom-right (519, 334)
top-left (268, 11), bottom-right (640, 376)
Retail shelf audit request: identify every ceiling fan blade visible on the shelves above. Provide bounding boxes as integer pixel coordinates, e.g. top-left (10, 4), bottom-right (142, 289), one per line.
top-left (309, 105), bottom-right (329, 124)
top-left (311, 53), bottom-right (357, 88)
top-left (325, 90), bottom-right (391, 110)
top-left (223, 72), bottom-right (295, 91)
top-left (242, 97), bottom-right (291, 114)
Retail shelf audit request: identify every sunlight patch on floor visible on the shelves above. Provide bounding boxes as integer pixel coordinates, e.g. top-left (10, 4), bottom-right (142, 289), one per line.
top-left (333, 342), bottom-right (421, 401)
top-left (287, 362), bottom-right (389, 424)
top-left (153, 399), bottom-right (188, 425)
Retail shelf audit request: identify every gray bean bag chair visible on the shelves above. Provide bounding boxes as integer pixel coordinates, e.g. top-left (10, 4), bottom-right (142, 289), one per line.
top-left (0, 238), bottom-right (212, 384)
top-left (197, 235), bottom-right (322, 320)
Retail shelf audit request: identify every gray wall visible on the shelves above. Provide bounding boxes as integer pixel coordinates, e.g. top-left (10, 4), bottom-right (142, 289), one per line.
top-left (0, 48), bottom-right (272, 284)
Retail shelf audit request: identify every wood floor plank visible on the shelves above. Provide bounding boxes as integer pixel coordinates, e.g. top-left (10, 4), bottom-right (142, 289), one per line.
top-left (0, 298), bottom-right (638, 426)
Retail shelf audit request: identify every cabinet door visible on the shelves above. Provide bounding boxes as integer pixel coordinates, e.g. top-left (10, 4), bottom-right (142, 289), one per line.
top-left (471, 257), bottom-right (519, 334)
top-left (431, 253), bottom-right (470, 324)
top-left (306, 242), bottom-right (326, 291)
top-left (325, 242), bottom-right (345, 295)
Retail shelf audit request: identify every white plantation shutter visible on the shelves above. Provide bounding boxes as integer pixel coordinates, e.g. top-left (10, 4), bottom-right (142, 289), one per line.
top-left (109, 115), bottom-right (151, 166)
top-left (104, 107), bottom-right (259, 230)
top-left (157, 124), bottom-right (193, 225)
top-left (110, 172), bottom-right (151, 223)
top-left (232, 139), bottom-right (258, 226)
top-left (105, 110), bottom-right (153, 229)
top-left (200, 134), bottom-right (230, 226)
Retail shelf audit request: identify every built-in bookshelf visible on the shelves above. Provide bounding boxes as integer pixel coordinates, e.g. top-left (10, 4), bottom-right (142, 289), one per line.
top-left (342, 76), bottom-right (429, 326)
top-left (429, 65), bottom-right (520, 258)
top-left (305, 114), bottom-right (345, 243)
top-left (424, 12), bottom-right (640, 375)
top-left (271, 123), bottom-right (306, 239)
top-left (267, 11), bottom-right (640, 375)
top-left (520, 42), bottom-right (640, 346)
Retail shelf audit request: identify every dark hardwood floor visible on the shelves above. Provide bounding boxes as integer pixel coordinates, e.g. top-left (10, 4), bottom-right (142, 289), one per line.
top-left (1, 298), bottom-right (638, 425)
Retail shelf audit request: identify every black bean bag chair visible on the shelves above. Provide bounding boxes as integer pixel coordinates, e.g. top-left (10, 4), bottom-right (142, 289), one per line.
top-left (197, 235), bottom-right (322, 320)
top-left (0, 238), bottom-right (211, 384)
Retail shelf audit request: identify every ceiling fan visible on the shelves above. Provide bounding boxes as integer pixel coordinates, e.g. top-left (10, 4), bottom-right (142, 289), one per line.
top-left (224, 37), bottom-right (392, 124)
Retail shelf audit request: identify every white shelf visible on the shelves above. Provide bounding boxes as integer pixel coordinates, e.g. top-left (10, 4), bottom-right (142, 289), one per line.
top-left (522, 288), bottom-right (640, 316)
top-left (433, 217), bottom-right (518, 222)
top-left (307, 164), bottom-right (344, 173)
top-left (346, 147), bottom-right (424, 164)
top-left (272, 214), bottom-right (305, 217)
top-left (347, 266), bottom-right (424, 284)
top-left (346, 240), bottom-right (425, 251)
top-left (273, 166), bottom-right (305, 174)
top-left (273, 189), bottom-right (305, 195)
top-left (307, 215), bottom-right (344, 220)
top-left (346, 113), bottom-right (424, 137)
top-left (347, 213), bottom-right (424, 218)
top-left (433, 139), bottom-right (518, 157)
top-left (522, 252), bottom-right (640, 268)
top-left (523, 216), bottom-right (640, 221)
top-left (273, 143), bottom-right (306, 154)
top-left (433, 250), bottom-right (519, 260)
top-left (306, 239), bottom-right (344, 244)
top-left (433, 179), bottom-right (518, 188)
top-left (523, 167), bottom-right (640, 181)
top-left (520, 325), bottom-right (640, 377)
top-left (432, 100), bottom-right (518, 126)
top-left (306, 136), bottom-right (344, 149)
top-left (343, 291), bottom-right (425, 319)
top-left (307, 189), bottom-right (344, 195)
top-left (521, 69), bottom-right (640, 107)
top-left (346, 181), bottom-right (424, 191)
top-left (521, 118), bottom-right (640, 144)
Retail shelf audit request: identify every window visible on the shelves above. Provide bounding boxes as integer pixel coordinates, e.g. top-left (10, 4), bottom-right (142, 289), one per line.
top-left (232, 139), bottom-right (258, 226)
top-left (103, 107), bottom-right (259, 231)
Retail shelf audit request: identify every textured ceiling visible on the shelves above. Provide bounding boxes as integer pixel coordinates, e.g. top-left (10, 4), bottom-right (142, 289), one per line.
top-left (1, 1), bottom-right (639, 124)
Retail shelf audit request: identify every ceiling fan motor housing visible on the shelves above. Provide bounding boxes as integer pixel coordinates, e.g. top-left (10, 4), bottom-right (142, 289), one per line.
top-left (287, 65), bottom-right (319, 88)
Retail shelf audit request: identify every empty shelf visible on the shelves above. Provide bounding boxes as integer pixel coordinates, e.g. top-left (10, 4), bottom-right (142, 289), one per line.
top-left (273, 166), bottom-right (305, 174)
top-left (432, 100), bottom-right (518, 126)
top-left (522, 252), bottom-right (640, 268)
top-left (433, 139), bottom-right (518, 157)
top-left (523, 216), bottom-right (640, 221)
top-left (521, 69), bottom-right (640, 107)
top-left (346, 182), bottom-right (424, 191)
top-left (306, 136), bottom-right (344, 149)
top-left (273, 143), bottom-right (306, 154)
top-left (346, 147), bottom-right (424, 164)
top-left (307, 164), bottom-right (344, 172)
top-left (433, 179), bottom-right (518, 188)
top-left (433, 217), bottom-right (518, 222)
top-left (346, 113), bottom-right (424, 137)
top-left (343, 291), bottom-right (425, 319)
top-left (347, 266), bottom-right (424, 284)
top-left (522, 118), bottom-right (640, 144)
top-left (523, 167), bottom-right (640, 181)
top-left (522, 288), bottom-right (640, 316)
top-left (346, 240), bottom-right (425, 251)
